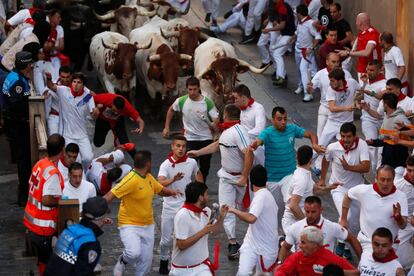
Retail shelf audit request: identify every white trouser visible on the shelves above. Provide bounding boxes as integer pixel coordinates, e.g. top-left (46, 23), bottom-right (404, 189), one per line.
top-left (266, 175), bottom-right (292, 226)
top-left (166, 0), bottom-right (190, 13)
top-left (317, 104), bottom-right (329, 141)
top-left (281, 212), bottom-right (299, 235)
top-left (47, 114), bottom-right (59, 136)
top-left (341, 56), bottom-right (353, 73)
top-left (160, 204), bottom-right (180, 261)
top-left (244, 0), bottom-right (268, 36)
top-left (396, 224), bottom-right (414, 270)
top-left (119, 224), bottom-right (155, 276)
top-left (270, 35), bottom-right (292, 79)
top-left (253, 145), bottom-right (265, 166)
top-left (331, 189), bottom-right (360, 236)
top-left (64, 136), bottom-right (94, 169)
top-left (219, 11), bottom-right (246, 32)
top-left (237, 243), bottom-right (277, 276)
top-left (294, 47), bottom-right (317, 93)
top-left (361, 119), bottom-right (380, 174)
top-left (319, 119), bottom-right (345, 147)
top-left (202, 0), bottom-right (220, 19)
top-left (169, 263), bottom-right (212, 276)
top-left (218, 177), bottom-right (247, 240)
top-left (257, 22), bottom-right (280, 64)
top-left (50, 56), bottom-right (61, 82)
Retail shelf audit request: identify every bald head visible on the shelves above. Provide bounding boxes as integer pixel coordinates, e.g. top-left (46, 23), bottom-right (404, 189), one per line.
top-left (326, 52), bottom-right (341, 70)
top-left (356, 13), bottom-right (371, 31)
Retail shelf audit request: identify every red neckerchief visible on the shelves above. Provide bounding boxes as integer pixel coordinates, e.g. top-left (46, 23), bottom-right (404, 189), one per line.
top-left (182, 203), bottom-right (208, 216)
top-left (369, 74), bottom-right (385, 85)
top-left (373, 248), bottom-right (398, 263)
top-left (100, 172), bottom-right (111, 195)
top-left (70, 85), bottom-right (84, 97)
top-left (305, 219), bottom-right (324, 229)
top-left (304, 0), bottom-right (312, 6)
top-left (219, 120), bottom-right (240, 131)
top-left (299, 16), bottom-right (312, 24)
top-left (240, 98), bottom-right (254, 111)
top-left (373, 182), bottom-right (397, 197)
top-left (398, 92), bottom-right (406, 102)
top-left (333, 80), bottom-right (348, 92)
top-left (24, 18), bottom-right (35, 25)
top-left (274, 0), bottom-right (287, 15)
top-left (339, 137), bottom-right (359, 154)
top-left (29, 7), bottom-right (40, 16)
top-left (167, 152), bottom-right (188, 168)
top-left (48, 28), bottom-right (58, 44)
top-left (404, 174), bottom-right (414, 185)
top-left (60, 156), bottom-right (69, 168)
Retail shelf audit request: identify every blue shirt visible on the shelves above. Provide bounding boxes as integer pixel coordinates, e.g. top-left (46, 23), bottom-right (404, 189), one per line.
top-left (258, 124), bottom-right (306, 182)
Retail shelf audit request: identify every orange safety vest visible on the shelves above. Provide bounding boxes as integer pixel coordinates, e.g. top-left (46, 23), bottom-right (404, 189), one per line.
top-left (23, 158), bottom-right (64, 236)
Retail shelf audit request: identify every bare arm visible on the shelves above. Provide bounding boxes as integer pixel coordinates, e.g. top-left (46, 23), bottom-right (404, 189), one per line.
top-left (397, 65), bottom-right (406, 80)
top-left (157, 175), bottom-right (177, 187)
top-left (343, 269), bottom-right (360, 276)
top-left (189, 140), bottom-right (220, 157)
top-left (341, 159), bottom-right (370, 174)
top-left (350, 43), bottom-right (375, 58)
top-left (287, 195), bottom-right (305, 220)
top-left (278, 241), bottom-right (293, 263)
top-left (338, 31), bottom-right (353, 46)
top-left (158, 187), bottom-right (180, 197)
top-left (162, 105), bottom-right (175, 137)
top-left (340, 193), bottom-right (351, 228)
top-left (195, 170), bottom-right (204, 183)
top-left (228, 207), bottom-right (257, 224)
top-left (45, 72), bottom-right (57, 92)
top-left (176, 226), bottom-right (209, 250)
top-left (103, 191), bottom-right (116, 203)
top-left (328, 100), bottom-right (353, 113)
top-left (346, 233), bottom-right (362, 259)
top-left (304, 130), bottom-right (325, 154)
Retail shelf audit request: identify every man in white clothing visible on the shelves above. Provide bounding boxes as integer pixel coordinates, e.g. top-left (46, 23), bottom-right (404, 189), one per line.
top-left (202, 0), bottom-right (220, 26)
top-left (359, 227), bottom-right (404, 276)
top-left (229, 165), bottom-right (279, 275)
top-left (340, 165), bottom-right (408, 252)
top-left (62, 162), bottom-right (96, 213)
top-left (232, 85), bottom-right (266, 165)
top-left (188, 104), bottom-right (253, 259)
top-left (293, 4), bottom-right (321, 102)
top-left (58, 143), bottom-right (80, 184)
top-left (240, 0), bottom-right (268, 44)
top-left (210, 1), bottom-right (248, 35)
top-left (278, 196), bottom-right (362, 263)
top-left (157, 135), bottom-right (204, 274)
top-left (170, 181), bottom-right (227, 276)
top-left (319, 122), bottom-right (370, 258)
top-left (46, 72), bottom-right (99, 169)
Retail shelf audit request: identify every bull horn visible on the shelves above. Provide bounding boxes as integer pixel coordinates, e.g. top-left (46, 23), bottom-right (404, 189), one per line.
top-left (70, 21), bottom-right (82, 28)
top-left (179, 54), bottom-right (192, 61)
top-left (199, 31), bottom-right (209, 40)
top-left (101, 38), bottom-right (118, 50)
top-left (137, 2), bottom-right (155, 9)
top-left (160, 28), bottom-right (179, 39)
top-left (148, 54), bottom-right (161, 61)
top-left (136, 38), bottom-right (152, 50)
top-left (236, 58), bottom-right (269, 74)
top-left (136, 8), bottom-right (156, 17)
top-left (181, 0), bottom-right (191, 14)
top-left (93, 10), bottom-right (115, 21)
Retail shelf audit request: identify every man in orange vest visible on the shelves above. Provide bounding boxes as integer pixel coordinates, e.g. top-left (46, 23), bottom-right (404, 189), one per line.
top-left (23, 133), bottom-right (66, 276)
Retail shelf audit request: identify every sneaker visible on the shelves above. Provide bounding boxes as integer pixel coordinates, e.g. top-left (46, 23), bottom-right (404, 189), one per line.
top-left (223, 10), bottom-right (233, 19)
top-left (205, 13), bottom-right (211, 23)
top-left (335, 242), bottom-right (345, 257)
top-left (211, 19), bottom-right (218, 26)
top-left (343, 248), bottom-right (353, 261)
top-left (303, 94), bottom-right (313, 102)
top-left (239, 34), bottom-right (255, 44)
top-left (271, 72), bottom-right (277, 81)
top-left (260, 61), bottom-right (273, 69)
top-left (294, 86), bottom-right (303, 94)
top-left (113, 255), bottom-right (126, 276)
top-left (273, 77), bottom-right (287, 87)
top-left (228, 243), bottom-right (241, 260)
top-left (159, 259), bottom-right (170, 275)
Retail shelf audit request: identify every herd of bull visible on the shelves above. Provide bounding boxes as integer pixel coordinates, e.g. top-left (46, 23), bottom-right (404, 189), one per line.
top-left (71, 0), bottom-right (271, 113)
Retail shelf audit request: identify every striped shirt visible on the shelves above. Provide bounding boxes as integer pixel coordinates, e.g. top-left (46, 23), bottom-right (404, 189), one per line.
top-left (258, 124), bottom-right (305, 182)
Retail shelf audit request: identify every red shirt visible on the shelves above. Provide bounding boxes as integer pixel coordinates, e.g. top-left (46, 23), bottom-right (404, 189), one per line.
top-left (356, 26), bottom-right (382, 73)
top-left (93, 93), bottom-right (140, 128)
top-left (275, 247), bottom-right (355, 276)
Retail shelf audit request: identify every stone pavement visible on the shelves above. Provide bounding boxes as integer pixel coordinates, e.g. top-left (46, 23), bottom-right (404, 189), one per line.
top-left (0, 0), bottom-right (361, 275)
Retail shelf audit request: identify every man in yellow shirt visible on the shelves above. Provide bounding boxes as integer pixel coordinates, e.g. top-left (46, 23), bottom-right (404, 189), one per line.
top-left (104, 150), bottom-right (180, 276)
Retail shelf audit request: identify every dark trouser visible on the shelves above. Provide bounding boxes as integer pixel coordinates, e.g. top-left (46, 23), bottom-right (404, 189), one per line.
top-left (93, 117), bottom-right (136, 158)
top-left (187, 139), bottom-right (213, 183)
top-left (4, 118), bottom-right (31, 205)
top-left (28, 231), bottom-right (53, 264)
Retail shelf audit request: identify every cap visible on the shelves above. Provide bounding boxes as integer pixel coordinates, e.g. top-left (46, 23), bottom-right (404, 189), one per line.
top-left (15, 51), bottom-right (32, 69)
top-left (82, 197), bottom-right (110, 220)
top-left (112, 149), bottom-right (125, 165)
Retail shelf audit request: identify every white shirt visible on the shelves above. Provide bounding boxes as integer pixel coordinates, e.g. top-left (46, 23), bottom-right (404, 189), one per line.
top-left (56, 86), bottom-right (95, 139)
top-left (326, 78), bottom-right (360, 123)
top-left (384, 46), bottom-right (406, 82)
top-left (58, 159), bottom-right (86, 184)
top-left (217, 124), bottom-right (250, 180)
top-left (43, 174), bottom-right (63, 196)
top-left (86, 161), bottom-right (131, 193)
top-left (7, 9), bottom-right (31, 26)
top-left (361, 79), bottom-right (386, 123)
top-left (243, 188), bottom-right (279, 256)
top-left (285, 216), bottom-right (349, 252)
top-left (19, 26), bottom-right (33, 40)
top-left (395, 177), bottom-right (414, 216)
top-left (325, 139), bottom-right (370, 192)
top-left (172, 207), bottom-right (211, 266)
top-left (359, 251), bottom-right (402, 276)
top-left (1, 32), bottom-right (39, 71)
top-left (158, 157), bottom-right (199, 209)
top-left (283, 167), bottom-right (314, 223)
top-left (377, 95), bottom-right (413, 116)
top-left (172, 95), bottom-right (219, 141)
top-left (63, 180), bottom-right (96, 212)
top-left (348, 184), bottom-right (408, 241)
top-left (312, 68), bottom-right (352, 108)
top-left (240, 101), bottom-right (266, 140)
top-left (295, 17), bottom-right (321, 49)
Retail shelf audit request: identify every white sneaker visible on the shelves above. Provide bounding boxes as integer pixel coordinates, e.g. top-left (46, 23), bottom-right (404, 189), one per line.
top-left (303, 94), bottom-right (313, 102)
top-left (113, 255), bottom-right (126, 276)
top-left (294, 86), bottom-right (303, 94)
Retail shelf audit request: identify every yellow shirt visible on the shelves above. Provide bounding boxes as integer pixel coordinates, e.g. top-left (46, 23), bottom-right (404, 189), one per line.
top-left (111, 170), bottom-right (163, 226)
